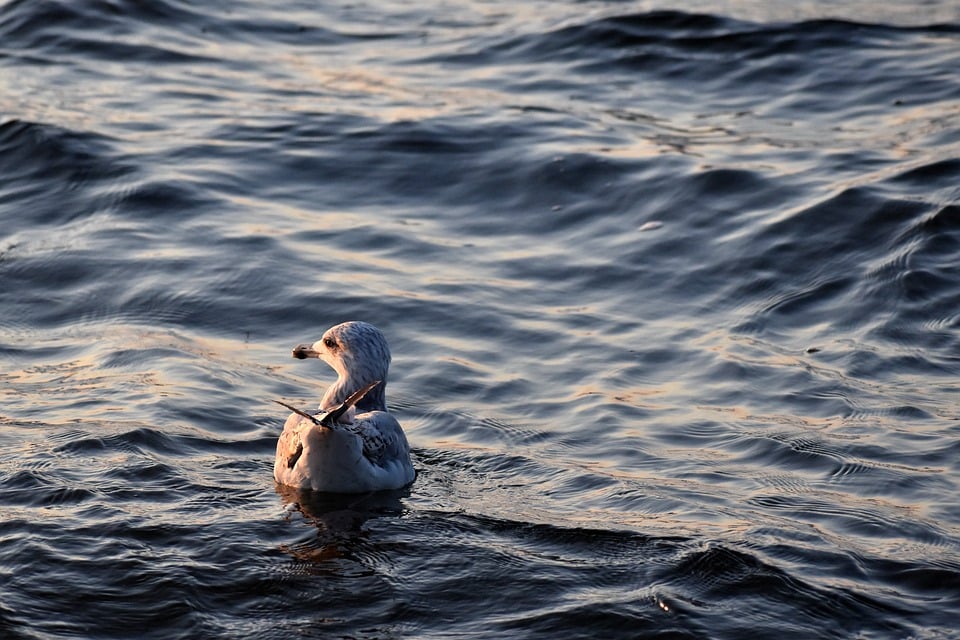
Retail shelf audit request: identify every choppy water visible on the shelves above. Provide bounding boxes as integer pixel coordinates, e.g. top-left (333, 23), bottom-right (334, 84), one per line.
top-left (2, 1), bottom-right (960, 637)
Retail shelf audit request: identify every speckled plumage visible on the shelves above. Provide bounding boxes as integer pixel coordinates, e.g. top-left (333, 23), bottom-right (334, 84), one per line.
top-left (274, 322), bottom-right (415, 493)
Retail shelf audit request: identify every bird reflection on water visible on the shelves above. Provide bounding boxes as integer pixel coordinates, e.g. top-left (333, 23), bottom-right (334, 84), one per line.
top-left (275, 483), bottom-right (410, 565)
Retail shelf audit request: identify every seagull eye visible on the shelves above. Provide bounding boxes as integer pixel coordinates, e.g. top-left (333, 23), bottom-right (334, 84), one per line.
top-left (323, 337), bottom-right (337, 349)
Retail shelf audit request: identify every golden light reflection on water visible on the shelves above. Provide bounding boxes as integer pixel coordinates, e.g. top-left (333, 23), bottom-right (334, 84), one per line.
top-left (572, 384), bottom-right (677, 415)
top-left (0, 326), bottom-right (279, 426)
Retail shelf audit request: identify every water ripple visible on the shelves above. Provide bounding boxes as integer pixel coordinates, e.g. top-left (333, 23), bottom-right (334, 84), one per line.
top-left (2, 1), bottom-right (960, 638)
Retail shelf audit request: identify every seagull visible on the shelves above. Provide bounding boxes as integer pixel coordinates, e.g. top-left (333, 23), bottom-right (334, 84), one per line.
top-left (274, 321), bottom-right (415, 493)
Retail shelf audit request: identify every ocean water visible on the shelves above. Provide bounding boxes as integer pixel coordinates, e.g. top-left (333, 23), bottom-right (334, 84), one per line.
top-left (2, 0), bottom-right (960, 637)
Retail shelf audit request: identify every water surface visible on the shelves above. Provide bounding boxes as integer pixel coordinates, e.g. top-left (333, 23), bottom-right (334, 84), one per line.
top-left (2, 0), bottom-right (960, 637)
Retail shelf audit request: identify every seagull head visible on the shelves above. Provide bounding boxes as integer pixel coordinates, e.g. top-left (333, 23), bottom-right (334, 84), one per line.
top-left (292, 321), bottom-right (391, 411)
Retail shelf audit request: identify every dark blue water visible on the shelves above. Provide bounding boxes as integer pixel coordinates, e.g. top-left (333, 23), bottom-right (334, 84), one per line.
top-left (2, 1), bottom-right (960, 637)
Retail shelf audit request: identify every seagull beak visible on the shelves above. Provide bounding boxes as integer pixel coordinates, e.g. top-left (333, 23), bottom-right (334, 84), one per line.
top-left (292, 343), bottom-right (320, 359)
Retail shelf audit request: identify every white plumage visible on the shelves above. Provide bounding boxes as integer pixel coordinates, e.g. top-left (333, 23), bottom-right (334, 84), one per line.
top-left (274, 321), bottom-right (415, 493)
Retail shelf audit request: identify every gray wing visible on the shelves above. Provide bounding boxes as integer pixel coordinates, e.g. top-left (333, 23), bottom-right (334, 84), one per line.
top-left (351, 410), bottom-right (410, 468)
